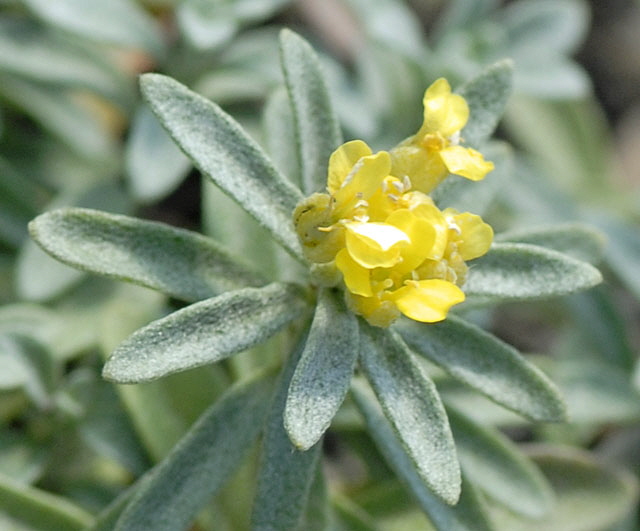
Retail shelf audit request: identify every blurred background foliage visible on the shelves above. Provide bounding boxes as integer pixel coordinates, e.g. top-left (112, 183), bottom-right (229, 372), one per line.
top-left (0, 0), bottom-right (639, 530)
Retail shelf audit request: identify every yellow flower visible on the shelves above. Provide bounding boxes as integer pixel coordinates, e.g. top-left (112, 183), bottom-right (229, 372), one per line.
top-left (293, 135), bottom-right (494, 327)
top-left (390, 78), bottom-right (494, 193)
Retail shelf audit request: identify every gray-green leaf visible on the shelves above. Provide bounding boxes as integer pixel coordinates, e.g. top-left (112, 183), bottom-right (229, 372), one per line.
top-left (115, 371), bottom-right (275, 531)
top-left (359, 325), bottom-right (460, 504)
top-left (0, 471), bottom-right (92, 531)
top-left (23, 0), bottom-right (165, 58)
top-left (103, 282), bottom-right (308, 383)
top-left (140, 73), bottom-right (304, 259)
top-left (263, 87), bottom-right (301, 187)
top-left (397, 315), bottom-right (567, 422)
top-left (125, 105), bottom-right (191, 202)
top-left (29, 208), bottom-right (265, 303)
top-left (490, 446), bottom-right (639, 531)
top-left (496, 223), bottom-right (605, 264)
top-left (458, 59), bottom-right (513, 148)
top-left (279, 29), bottom-right (342, 194)
top-left (464, 243), bottom-right (602, 302)
top-left (284, 288), bottom-right (358, 450)
top-left (251, 337), bottom-right (322, 531)
top-left (351, 379), bottom-right (494, 531)
top-left (447, 406), bottom-right (553, 518)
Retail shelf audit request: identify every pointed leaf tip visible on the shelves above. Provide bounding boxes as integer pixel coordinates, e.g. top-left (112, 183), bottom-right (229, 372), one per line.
top-left (139, 73), bottom-right (304, 260)
top-left (284, 289), bottom-right (358, 450)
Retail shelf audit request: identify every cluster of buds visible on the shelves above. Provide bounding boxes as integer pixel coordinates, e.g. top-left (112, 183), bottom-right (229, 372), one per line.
top-left (294, 79), bottom-right (494, 327)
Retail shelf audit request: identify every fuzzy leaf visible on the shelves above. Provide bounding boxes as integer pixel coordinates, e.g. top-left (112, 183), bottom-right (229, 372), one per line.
top-left (263, 87), bottom-right (301, 186)
top-left (397, 315), bottom-right (567, 422)
top-left (0, 18), bottom-right (131, 107)
top-left (103, 282), bottom-right (308, 383)
top-left (0, 472), bottom-right (92, 531)
top-left (29, 208), bottom-right (265, 302)
top-left (115, 371), bottom-right (274, 531)
top-left (464, 243), bottom-right (602, 302)
top-left (490, 446), bottom-right (639, 531)
top-left (125, 105), bottom-right (191, 202)
top-left (447, 406), bottom-right (553, 518)
top-left (279, 29), bottom-right (342, 194)
top-left (351, 379), bottom-right (494, 531)
top-left (140, 73), bottom-right (304, 259)
top-left (251, 337), bottom-right (322, 531)
top-left (458, 59), bottom-right (513, 148)
top-left (0, 76), bottom-right (114, 159)
top-left (496, 223), bottom-right (605, 264)
top-left (359, 325), bottom-right (460, 504)
top-left (285, 288), bottom-right (358, 450)
top-left (591, 212), bottom-right (640, 300)
top-left (23, 0), bottom-right (165, 57)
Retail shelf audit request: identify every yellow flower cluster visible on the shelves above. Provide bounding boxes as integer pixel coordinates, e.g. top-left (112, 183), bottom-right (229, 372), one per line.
top-left (293, 79), bottom-right (494, 327)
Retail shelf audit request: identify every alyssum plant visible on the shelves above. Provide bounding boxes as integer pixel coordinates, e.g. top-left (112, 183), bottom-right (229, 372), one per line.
top-left (30, 30), bottom-right (602, 530)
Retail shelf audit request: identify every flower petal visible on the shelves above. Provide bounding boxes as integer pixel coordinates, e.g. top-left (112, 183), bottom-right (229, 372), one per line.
top-left (390, 279), bottom-right (465, 323)
top-left (345, 221), bottom-right (408, 268)
top-left (335, 248), bottom-right (372, 296)
top-left (421, 79), bottom-right (469, 138)
top-left (440, 145), bottom-right (494, 181)
top-left (385, 209), bottom-right (436, 273)
top-left (327, 140), bottom-right (372, 194)
top-left (332, 151), bottom-right (391, 218)
top-left (390, 145), bottom-right (447, 194)
top-left (448, 211), bottom-right (494, 260)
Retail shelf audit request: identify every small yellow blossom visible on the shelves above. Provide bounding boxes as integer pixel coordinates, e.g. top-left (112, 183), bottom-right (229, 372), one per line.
top-left (390, 78), bottom-right (494, 193)
top-left (293, 133), bottom-right (494, 327)
top-left (292, 78), bottom-right (496, 327)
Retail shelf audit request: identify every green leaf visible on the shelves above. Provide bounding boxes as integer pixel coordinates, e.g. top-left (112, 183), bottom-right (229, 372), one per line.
top-left (0, 157), bottom-right (42, 248)
top-left (447, 406), bottom-right (553, 518)
top-left (351, 379), bottom-right (494, 531)
top-left (564, 288), bottom-right (635, 371)
top-left (251, 337), bottom-right (322, 531)
top-left (29, 207), bottom-right (264, 302)
top-left (19, 182), bottom-right (131, 302)
top-left (99, 286), bottom-right (189, 461)
top-left (66, 370), bottom-right (149, 475)
top-left (0, 75), bottom-right (115, 159)
top-left (177, 0), bottom-right (289, 50)
top-left (115, 371), bottom-right (275, 531)
top-left (103, 282), bottom-right (308, 383)
top-left (125, 105), bottom-right (191, 202)
top-left (23, 0), bottom-right (165, 58)
top-left (358, 325), bottom-right (460, 504)
top-left (0, 333), bottom-right (53, 409)
top-left (490, 446), bottom-right (639, 531)
top-left (550, 358), bottom-right (640, 425)
top-left (502, 0), bottom-right (589, 56)
top-left (432, 0), bottom-right (499, 44)
top-left (0, 472), bottom-right (92, 531)
top-left (298, 462), bottom-right (330, 531)
top-left (284, 288), bottom-right (358, 450)
top-left (263, 87), bottom-right (301, 187)
top-left (496, 223), bottom-right (605, 264)
top-left (279, 29), bottom-right (342, 194)
top-left (397, 315), bottom-right (567, 422)
top-left (140, 73), bottom-right (304, 260)
top-left (591, 212), bottom-right (640, 300)
top-left (464, 243), bottom-right (602, 302)
top-left (87, 484), bottom-right (138, 531)
top-left (0, 432), bottom-right (47, 485)
top-left (0, 17), bottom-right (131, 108)
top-left (332, 495), bottom-right (381, 531)
top-left (458, 60), bottom-right (513, 148)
